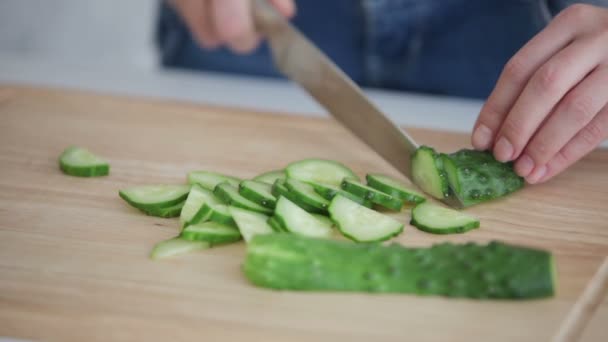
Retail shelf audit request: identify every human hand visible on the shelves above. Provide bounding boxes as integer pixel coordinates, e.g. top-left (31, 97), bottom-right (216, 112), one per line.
top-left (472, 4), bottom-right (608, 184)
top-left (168, 0), bottom-right (295, 53)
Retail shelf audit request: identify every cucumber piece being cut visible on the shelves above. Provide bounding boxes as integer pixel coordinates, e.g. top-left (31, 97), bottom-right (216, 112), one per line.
top-left (141, 201), bottom-right (184, 218)
top-left (181, 221), bottom-right (242, 245)
top-left (271, 179), bottom-right (324, 213)
top-left (284, 178), bottom-right (330, 214)
top-left (253, 169), bottom-right (285, 185)
top-left (230, 206), bottom-right (274, 242)
top-left (243, 234), bottom-right (556, 299)
top-left (188, 171), bottom-right (241, 190)
top-left (341, 178), bottom-right (403, 211)
top-left (309, 181), bottom-right (373, 208)
top-left (329, 195), bottom-right (403, 242)
top-left (119, 185), bottom-right (190, 211)
top-left (180, 184), bottom-right (218, 227)
top-left (239, 180), bottom-right (277, 209)
top-left (366, 174), bottom-right (426, 205)
top-left (411, 146), bottom-right (450, 200)
top-left (286, 159), bottom-right (358, 187)
top-left (441, 149), bottom-right (524, 207)
top-left (150, 237), bottom-right (209, 260)
top-left (214, 183), bottom-right (273, 215)
top-left (59, 146), bottom-right (109, 177)
top-left (410, 202), bottom-right (480, 234)
top-left (274, 197), bottom-right (333, 238)
top-left (267, 216), bottom-right (287, 232)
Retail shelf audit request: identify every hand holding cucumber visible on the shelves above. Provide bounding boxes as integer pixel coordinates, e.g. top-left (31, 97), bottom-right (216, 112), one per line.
top-left (473, 4), bottom-right (608, 184)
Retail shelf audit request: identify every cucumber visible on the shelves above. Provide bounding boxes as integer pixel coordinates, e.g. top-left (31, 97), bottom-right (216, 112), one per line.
top-left (188, 171), bottom-right (241, 190)
top-left (274, 197), bottom-right (333, 238)
top-left (271, 179), bottom-right (324, 213)
top-left (284, 178), bottom-right (330, 214)
top-left (59, 146), bottom-right (109, 177)
top-left (411, 146), bottom-right (449, 200)
top-left (410, 202), bottom-right (480, 234)
top-left (214, 183), bottom-right (273, 215)
top-left (181, 221), bottom-right (242, 245)
top-left (253, 169), bottom-right (285, 185)
top-left (308, 181), bottom-right (373, 208)
top-left (179, 184), bottom-right (217, 227)
top-left (267, 216), bottom-right (287, 232)
top-left (312, 214), bottom-right (334, 228)
top-left (441, 149), bottom-right (524, 207)
top-left (366, 174), bottom-right (426, 205)
top-left (229, 206), bottom-right (274, 242)
top-left (149, 237), bottom-right (209, 260)
top-left (141, 201), bottom-right (184, 218)
top-left (286, 159), bottom-right (358, 187)
top-left (119, 185), bottom-right (190, 210)
top-left (239, 180), bottom-right (277, 209)
top-left (199, 202), bottom-right (235, 227)
top-left (329, 195), bottom-right (403, 242)
top-left (341, 178), bottom-right (403, 211)
top-left (243, 234), bottom-right (556, 299)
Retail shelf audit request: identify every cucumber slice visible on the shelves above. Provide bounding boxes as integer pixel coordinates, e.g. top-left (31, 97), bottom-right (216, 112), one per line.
top-left (284, 178), bottom-right (330, 213)
top-left (309, 181), bottom-right (373, 208)
top-left (441, 150), bottom-right (524, 207)
top-left (329, 195), bottom-right (403, 242)
top-left (253, 169), bottom-right (285, 185)
top-left (179, 185), bottom-right (218, 227)
top-left (366, 174), bottom-right (426, 204)
top-left (411, 146), bottom-right (449, 200)
top-left (410, 202), bottom-right (480, 234)
top-left (214, 183), bottom-right (273, 215)
top-left (274, 197), bottom-right (333, 238)
top-left (199, 202), bottom-right (235, 227)
top-left (244, 234), bottom-right (556, 299)
top-left (181, 221), bottom-right (242, 245)
top-left (239, 180), bottom-right (277, 209)
top-left (119, 185), bottom-right (190, 210)
top-left (271, 179), bottom-right (324, 213)
top-left (59, 146), bottom-right (109, 177)
top-left (286, 159), bottom-right (358, 187)
top-left (141, 201), bottom-right (184, 218)
top-left (230, 206), bottom-right (274, 242)
top-left (341, 178), bottom-right (403, 211)
top-left (311, 214), bottom-right (334, 228)
top-left (149, 237), bottom-right (209, 260)
top-left (188, 171), bottom-right (241, 190)
top-left (267, 216), bottom-right (287, 232)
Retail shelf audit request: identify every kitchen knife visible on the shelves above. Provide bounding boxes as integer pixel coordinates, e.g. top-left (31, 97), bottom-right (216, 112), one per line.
top-left (252, 0), bottom-right (463, 208)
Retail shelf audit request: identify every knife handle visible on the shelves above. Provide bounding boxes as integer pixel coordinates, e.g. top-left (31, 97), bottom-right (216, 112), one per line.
top-left (251, 0), bottom-right (287, 35)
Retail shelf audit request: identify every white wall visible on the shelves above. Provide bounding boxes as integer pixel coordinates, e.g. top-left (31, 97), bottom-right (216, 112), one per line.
top-left (0, 0), bottom-right (159, 70)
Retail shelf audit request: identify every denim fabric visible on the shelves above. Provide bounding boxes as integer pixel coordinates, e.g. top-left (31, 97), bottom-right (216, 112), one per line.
top-left (155, 0), bottom-right (601, 98)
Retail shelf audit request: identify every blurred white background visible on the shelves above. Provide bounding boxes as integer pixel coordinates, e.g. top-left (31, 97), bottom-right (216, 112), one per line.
top-left (0, 0), bottom-right (159, 70)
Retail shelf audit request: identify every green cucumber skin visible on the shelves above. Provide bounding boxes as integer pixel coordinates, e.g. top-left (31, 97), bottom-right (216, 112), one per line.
top-left (59, 162), bottom-right (109, 177)
top-left (149, 237), bottom-right (209, 260)
top-left (271, 180), bottom-right (326, 214)
top-left (340, 179), bottom-right (403, 211)
top-left (411, 146), bottom-right (450, 200)
top-left (239, 180), bottom-right (277, 209)
top-left (181, 223), bottom-right (242, 246)
top-left (309, 182), bottom-right (373, 208)
top-left (141, 201), bottom-right (184, 218)
top-left (365, 174), bottom-right (426, 205)
top-left (243, 234), bottom-right (555, 299)
top-left (442, 150), bottom-right (525, 207)
top-left (253, 170), bottom-right (286, 185)
top-left (214, 183), bottom-right (273, 215)
top-left (267, 216), bottom-right (287, 233)
top-left (199, 203), bottom-right (235, 227)
top-left (409, 217), bottom-right (480, 235)
top-left (284, 179), bottom-right (330, 214)
top-left (118, 186), bottom-right (190, 211)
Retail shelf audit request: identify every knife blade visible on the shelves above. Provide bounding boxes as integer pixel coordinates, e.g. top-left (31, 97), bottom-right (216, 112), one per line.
top-left (252, 0), bottom-right (463, 208)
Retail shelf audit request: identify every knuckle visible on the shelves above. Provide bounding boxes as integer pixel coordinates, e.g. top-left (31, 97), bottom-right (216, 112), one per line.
top-left (579, 121), bottom-right (605, 147)
top-left (501, 117), bottom-right (526, 141)
top-left (527, 137), bottom-right (552, 161)
top-left (503, 56), bottom-right (528, 82)
top-left (562, 94), bottom-right (595, 127)
top-left (558, 4), bottom-right (594, 24)
top-left (532, 63), bottom-right (562, 95)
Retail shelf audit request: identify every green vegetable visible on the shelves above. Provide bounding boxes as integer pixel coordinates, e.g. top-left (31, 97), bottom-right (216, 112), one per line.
top-left (181, 221), bottom-right (242, 245)
top-left (274, 197), bottom-right (333, 238)
top-left (271, 179), bottom-right (323, 213)
top-left (239, 180), bottom-right (277, 209)
top-left (308, 181), bottom-right (373, 208)
top-left (243, 234), bottom-right (556, 299)
top-left (267, 216), bottom-right (287, 232)
top-left (441, 149), bottom-right (525, 207)
top-left (411, 146), bottom-right (449, 200)
top-left (286, 158), bottom-right (358, 187)
top-left (180, 184), bottom-right (217, 227)
top-left (188, 171), bottom-right (240, 190)
top-left (214, 183), bottom-right (272, 215)
top-left (229, 206), bottom-right (274, 242)
top-left (284, 178), bottom-right (330, 214)
top-left (253, 169), bottom-right (285, 185)
top-left (141, 201), bottom-right (184, 218)
top-left (149, 237), bottom-right (209, 260)
top-left (119, 185), bottom-right (190, 211)
top-left (410, 202), bottom-right (480, 234)
top-left (365, 174), bottom-right (426, 204)
top-left (329, 195), bottom-right (403, 242)
top-left (341, 178), bottom-right (403, 211)
top-left (59, 146), bottom-right (109, 177)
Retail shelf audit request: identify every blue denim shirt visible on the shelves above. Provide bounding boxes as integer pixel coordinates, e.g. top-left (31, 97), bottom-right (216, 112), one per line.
top-left (156, 0), bottom-right (604, 99)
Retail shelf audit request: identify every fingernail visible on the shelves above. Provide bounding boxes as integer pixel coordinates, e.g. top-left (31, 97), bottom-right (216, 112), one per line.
top-left (515, 154), bottom-right (534, 177)
top-left (472, 124), bottom-right (492, 150)
top-left (526, 165), bottom-right (547, 184)
top-left (494, 137), bottom-right (514, 162)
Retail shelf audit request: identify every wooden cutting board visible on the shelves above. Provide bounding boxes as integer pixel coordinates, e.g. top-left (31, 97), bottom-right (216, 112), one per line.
top-left (0, 85), bottom-right (606, 342)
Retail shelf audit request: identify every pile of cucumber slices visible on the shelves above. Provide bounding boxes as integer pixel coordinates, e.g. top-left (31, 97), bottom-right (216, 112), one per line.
top-left (59, 146), bottom-right (555, 299)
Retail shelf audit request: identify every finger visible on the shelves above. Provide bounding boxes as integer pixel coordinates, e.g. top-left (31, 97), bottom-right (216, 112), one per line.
top-left (472, 4), bottom-right (598, 151)
top-left (515, 65), bottom-right (608, 177)
top-left (270, 0), bottom-right (296, 17)
top-left (211, 0), bottom-right (260, 53)
top-left (493, 32), bottom-right (608, 163)
top-left (529, 103), bottom-right (608, 184)
top-left (170, 0), bottom-right (219, 48)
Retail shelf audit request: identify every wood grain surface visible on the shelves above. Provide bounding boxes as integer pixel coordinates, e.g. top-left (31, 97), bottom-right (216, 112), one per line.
top-left (0, 86), bottom-right (606, 342)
